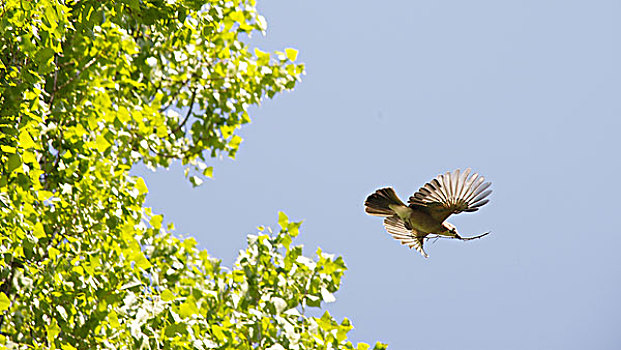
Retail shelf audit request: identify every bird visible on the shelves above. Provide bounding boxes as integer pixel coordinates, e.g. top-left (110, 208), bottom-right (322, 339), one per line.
top-left (364, 168), bottom-right (492, 258)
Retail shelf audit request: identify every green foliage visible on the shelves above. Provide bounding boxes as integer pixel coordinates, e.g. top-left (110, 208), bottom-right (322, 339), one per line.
top-left (0, 0), bottom-right (387, 349)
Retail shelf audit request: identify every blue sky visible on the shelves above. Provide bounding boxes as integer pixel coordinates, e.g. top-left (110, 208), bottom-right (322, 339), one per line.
top-left (136, 1), bottom-right (621, 349)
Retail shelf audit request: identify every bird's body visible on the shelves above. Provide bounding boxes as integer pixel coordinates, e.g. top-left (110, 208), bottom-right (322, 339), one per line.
top-left (364, 168), bottom-right (492, 257)
top-left (389, 204), bottom-right (445, 234)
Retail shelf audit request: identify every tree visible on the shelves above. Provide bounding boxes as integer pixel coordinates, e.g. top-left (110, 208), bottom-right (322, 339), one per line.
top-left (0, 0), bottom-right (387, 349)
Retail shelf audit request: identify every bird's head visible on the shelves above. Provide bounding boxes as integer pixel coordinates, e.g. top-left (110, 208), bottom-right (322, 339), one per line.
top-left (442, 222), bottom-right (459, 236)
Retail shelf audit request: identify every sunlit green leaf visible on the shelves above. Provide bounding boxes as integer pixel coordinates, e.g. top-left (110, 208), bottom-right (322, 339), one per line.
top-left (132, 252), bottom-right (153, 270)
top-left (94, 134), bottom-right (111, 152)
top-left (179, 298), bottom-right (199, 318)
top-left (47, 318), bottom-right (60, 341)
top-left (136, 177), bottom-right (149, 195)
top-left (285, 48), bottom-right (298, 61)
top-left (49, 247), bottom-right (60, 260)
top-left (109, 310), bottom-right (121, 328)
top-left (357, 343), bottom-right (371, 350)
top-left (161, 289), bottom-right (176, 302)
top-left (0, 145), bottom-right (16, 153)
top-left (372, 342), bottom-right (389, 350)
top-left (0, 293), bottom-right (10, 311)
top-left (61, 343), bottom-right (78, 350)
top-left (278, 211), bottom-right (289, 229)
top-left (31, 223), bottom-right (45, 240)
top-left (18, 130), bottom-right (36, 149)
top-left (150, 215), bottom-right (163, 230)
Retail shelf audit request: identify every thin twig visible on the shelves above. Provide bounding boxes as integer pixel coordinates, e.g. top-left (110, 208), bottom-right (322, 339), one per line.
top-left (48, 55), bottom-right (59, 106)
top-left (54, 56), bottom-right (98, 94)
top-left (158, 79), bottom-right (190, 113)
top-left (171, 88), bottom-right (197, 135)
top-left (51, 128), bottom-right (64, 171)
top-left (424, 231), bottom-right (492, 241)
top-left (457, 231), bottom-right (491, 241)
top-left (300, 270), bottom-right (317, 315)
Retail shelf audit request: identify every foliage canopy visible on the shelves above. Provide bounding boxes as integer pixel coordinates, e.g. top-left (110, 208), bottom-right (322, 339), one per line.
top-left (0, 0), bottom-right (386, 349)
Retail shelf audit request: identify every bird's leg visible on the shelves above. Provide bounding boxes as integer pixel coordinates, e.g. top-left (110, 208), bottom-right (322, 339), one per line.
top-left (455, 231), bottom-right (491, 241)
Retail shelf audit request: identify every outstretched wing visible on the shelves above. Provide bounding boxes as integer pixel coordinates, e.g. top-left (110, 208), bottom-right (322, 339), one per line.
top-left (408, 168), bottom-right (492, 222)
top-left (383, 215), bottom-right (428, 258)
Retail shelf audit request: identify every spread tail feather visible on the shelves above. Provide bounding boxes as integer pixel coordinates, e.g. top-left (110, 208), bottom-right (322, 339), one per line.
top-left (364, 187), bottom-right (406, 217)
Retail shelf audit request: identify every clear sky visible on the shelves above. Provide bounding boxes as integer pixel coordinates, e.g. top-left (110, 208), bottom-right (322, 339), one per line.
top-left (135, 1), bottom-right (621, 349)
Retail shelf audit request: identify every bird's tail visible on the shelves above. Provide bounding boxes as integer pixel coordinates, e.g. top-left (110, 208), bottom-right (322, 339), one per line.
top-left (364, 187), bottom-right (406, 217)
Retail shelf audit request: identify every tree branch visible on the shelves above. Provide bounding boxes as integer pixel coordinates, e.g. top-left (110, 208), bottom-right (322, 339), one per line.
top-left (171, 88), bottom-right (197, 135)
top-left (52, 56), bottom-right (98, 98)
top-left (48, 55), bottom-right (59, 106)
top-left (158, 79), bottom-right (190, 113)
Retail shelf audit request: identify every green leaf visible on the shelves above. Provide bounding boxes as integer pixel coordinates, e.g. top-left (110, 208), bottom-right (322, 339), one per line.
top-left (229, 135), bottom-right (242, 148)
top-left (189, 175), bottom-right (203, 186)
top-left (278, 212), bottom-right (289, 229)
top-left (178, 298), bottom-right (199, 318)
top-left (33, 222), bottom-right (46, 238)
top-left (229, 11), bottom-right (245, 23)
top-left (19, 130), bottom-right (36, 149)
top-left (136, 177), bottom-right (148, 194)
top-left (61, 344), bottom-right (78, 350)
top-left (357, 343), bottom-right (371, 350)
top-left (22, 150), bottom-right (37, 164)
top-left (255, 48), bottom-right (271, 65)
top-left (288, 220), bottom-right (302, 237)
top-left (109, 310), bottom-right (121, 328)
top-left (202, 166), bottom-right (213, 178)
top-left (34, 48), bottom-right (55, 74)
top-left (0, 292), bottom-right (10, 311)
top-left (47, 318), bottom-right (61, 341)
top-left (211, 324), bottom-right (226, 341)
top-left (373, 342), bottom-right (389, 350)
top-left (285, 48), bottom-right (298, 61)
top-left (150, 215), bottom-right (163, 230)
top-left (0, 145), bottom-right (16, 153)
top-left (94, 134), bottom-right (111, 153)
top-left (164, 323), bottom-right (187, 337)
top-left (49, 247), bottom-right (60, 260)
top-left (6, 154), bottom-right (21, 173)
top-left (37, 190), bottom-right (53, 201)
top-left (161, 289), bottom-right (175, 302)
top-left (183, 237), bottom-right (197, 250)
top-left (132, 252), bottom-right (152, 270)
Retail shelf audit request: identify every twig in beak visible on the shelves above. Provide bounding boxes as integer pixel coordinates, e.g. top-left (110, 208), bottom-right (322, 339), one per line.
top-left (457, 231), bottom-right (491, 241)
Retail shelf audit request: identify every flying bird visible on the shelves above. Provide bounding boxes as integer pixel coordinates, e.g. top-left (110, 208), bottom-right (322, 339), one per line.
top-left (364, 168), bottom-right (492, 258)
